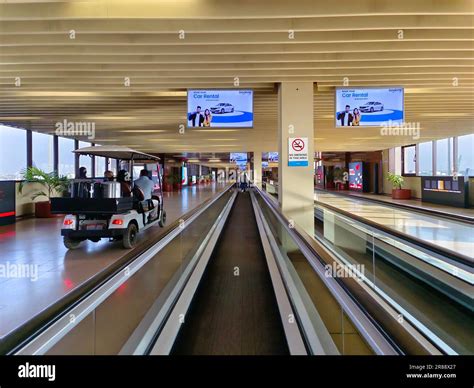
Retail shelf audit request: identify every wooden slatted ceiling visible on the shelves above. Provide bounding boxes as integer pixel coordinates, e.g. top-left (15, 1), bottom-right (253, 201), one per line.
top-left (0, 0), bottom-right (473, 153)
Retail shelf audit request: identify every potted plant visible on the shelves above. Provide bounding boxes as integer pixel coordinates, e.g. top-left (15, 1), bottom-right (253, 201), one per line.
top-left (19, 166), bottom-right (69, 218)
top-left (387, 172), bottom-right (411, 199)
top-left (164, 174), bottom-right (174, 192)
top-left (173, 173), bottom-right (182, 191)
top-left (333, 167), bottom-right (348, 190)
top-left (325, 167), bottom-right (335, 189)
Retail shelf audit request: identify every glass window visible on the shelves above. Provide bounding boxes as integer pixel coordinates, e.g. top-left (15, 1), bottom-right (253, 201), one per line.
top-left (457, 134), bottom-right (474, 176)
top-left (403, 145), bottom-right (416, 175)
top-left (58, 137), bottom-right (75, 178)
top-left (0, 125), bottom-right (27, 180)
top-left (418, 142), bottom-right (433, 176)
top-left (32, 131), bottom-right (54, 173)
top-left (435, 138), bottom-right (450, 176)
top-left (105, 158), bottom-right (117, 175)
top-left (78, 141), bottom-right (92, 177)
top-left (95, 156), bottom-right (106, 178)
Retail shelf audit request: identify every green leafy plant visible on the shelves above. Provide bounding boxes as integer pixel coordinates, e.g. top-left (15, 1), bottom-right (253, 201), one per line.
top-left (165, 174), bottom-right (175, 184)
top-left (19, 166), bottom-right (70, 201)
top-left (333, 166), bottom-right (347, 183)
top-left (325, 167), bottom-right (334, 182)
top-left (387, 172), bottom-right (404, 190)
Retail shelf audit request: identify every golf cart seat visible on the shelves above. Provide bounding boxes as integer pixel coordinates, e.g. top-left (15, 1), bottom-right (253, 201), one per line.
top-left (135, 199), bottom-right (154, 213)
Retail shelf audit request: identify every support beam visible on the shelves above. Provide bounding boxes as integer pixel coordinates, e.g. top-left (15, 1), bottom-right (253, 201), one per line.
top-left (278, 82), bottom-right (314, 235)
top-left (253, 150), bottom-right (262, 186)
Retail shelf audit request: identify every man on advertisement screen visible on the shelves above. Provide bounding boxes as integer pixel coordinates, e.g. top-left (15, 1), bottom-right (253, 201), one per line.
top-left (337, 105), bottom-right (353, 126)
top-left (188, 106), bottom-right (204, 127)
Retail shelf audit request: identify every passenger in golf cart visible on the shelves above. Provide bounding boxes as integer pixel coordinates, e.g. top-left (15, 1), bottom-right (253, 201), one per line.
top-left (51, 146), bottom-right (166, 250)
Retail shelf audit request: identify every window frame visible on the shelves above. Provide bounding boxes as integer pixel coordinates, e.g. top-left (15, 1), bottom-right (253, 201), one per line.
top-left (0, 125), bottom-right (28, 181)
top-left (455, 133), bottom-right (474, 177)
top-left (401, 144), bottom-right (417, 177)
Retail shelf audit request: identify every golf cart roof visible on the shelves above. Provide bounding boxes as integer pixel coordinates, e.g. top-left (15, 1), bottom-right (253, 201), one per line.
top-left (73, 145), bottom-right (160, 161)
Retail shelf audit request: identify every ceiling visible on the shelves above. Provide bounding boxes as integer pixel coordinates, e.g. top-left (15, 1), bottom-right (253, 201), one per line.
top-left (0, 0), bottom-right (473, 154)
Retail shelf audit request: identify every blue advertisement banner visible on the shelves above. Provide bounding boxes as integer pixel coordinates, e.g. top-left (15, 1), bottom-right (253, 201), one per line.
top-left (335, 87), bottom-right (404, 127)
top-left (188, 90), bottom-right (253, 128)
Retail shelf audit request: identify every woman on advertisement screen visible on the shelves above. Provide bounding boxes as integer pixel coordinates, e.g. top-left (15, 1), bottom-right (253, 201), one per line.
top-left (203, 109), bottom-right (212, 127)
top-left (352, 108), bottom-right (361, 126)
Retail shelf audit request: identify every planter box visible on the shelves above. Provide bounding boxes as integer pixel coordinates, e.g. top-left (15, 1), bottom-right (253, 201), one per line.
top-left (163, 183), bottom-right (173, 192)
top-left (392, 189), bottom-right (411, 200)
top-left (35, 201), bottom-right (52, 218)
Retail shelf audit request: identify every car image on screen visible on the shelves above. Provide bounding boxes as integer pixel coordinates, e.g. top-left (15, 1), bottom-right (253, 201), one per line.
top-left (359, 101), bottom-right (384, 113)
top-left (210, 103), bottom-right (234, 114)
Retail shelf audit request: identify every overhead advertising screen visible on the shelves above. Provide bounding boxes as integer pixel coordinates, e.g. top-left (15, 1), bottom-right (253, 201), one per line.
top-left (187, 90), bottom-right (253, 128)
top-left (268, 152), bottom-right (279, 162)
top-left (335, 87), bottom-right (404, 127)
top-left (230, 152), bottom-right (248, 170)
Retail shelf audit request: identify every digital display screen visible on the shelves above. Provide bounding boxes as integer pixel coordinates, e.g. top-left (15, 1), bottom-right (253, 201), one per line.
top-left (230, 152), bottom-right (248, 170)
top-left (187, 90), bottom-right (253, 128)
top-left (335, 87), bottom-right (404, 127)
top-left (348, 162), bottom-right (363, 190)
top-left (268, 152), bottom-right (279, 162)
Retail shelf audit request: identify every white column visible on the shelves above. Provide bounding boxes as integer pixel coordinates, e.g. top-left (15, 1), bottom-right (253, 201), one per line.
top-left (278, 82), bottom-right (314, 235)
top-left (253, 150), bottom-right (262, 186)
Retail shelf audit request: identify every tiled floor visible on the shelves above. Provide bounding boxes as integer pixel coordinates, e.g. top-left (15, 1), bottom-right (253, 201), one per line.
top-left (0, 183), bottom-right (227, 340)
top-left (326, 190), bottom-right (474, 221)
top-left (314, 192), bottom-right (474, 260)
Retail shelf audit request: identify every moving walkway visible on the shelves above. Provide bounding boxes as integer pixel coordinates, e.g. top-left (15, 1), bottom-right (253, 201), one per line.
top-left (2, 184), bottom-right (468, 356)
top-left (314, 200), bottom-right (473, 355)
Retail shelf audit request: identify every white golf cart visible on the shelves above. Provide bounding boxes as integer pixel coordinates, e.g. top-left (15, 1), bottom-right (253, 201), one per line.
top-left (51, 146), bottom-right (166, 249)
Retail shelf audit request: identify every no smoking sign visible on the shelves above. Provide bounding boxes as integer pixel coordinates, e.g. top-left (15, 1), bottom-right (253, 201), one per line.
top-left (288, 137), bottom-right (309, 167)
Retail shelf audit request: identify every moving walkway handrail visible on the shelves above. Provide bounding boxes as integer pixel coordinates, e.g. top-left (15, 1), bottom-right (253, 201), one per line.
top-left (129, 189), bottom-right (239, 355)
top-left (253, 185), bottom-right (441, 355)
top-left (314, 204), bottom-right (473, 287)
top-left (4, 183), bottom-right (235, 355)
top-left (314, 198), bottom-right (473, 267)
top-left (249, 190), bottom-right (336, 355)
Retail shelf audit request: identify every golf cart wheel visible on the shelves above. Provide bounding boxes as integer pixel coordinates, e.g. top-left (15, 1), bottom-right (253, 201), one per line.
top-left (123, 223), bottom-right (138, 249)
top-left (159, 210), bottom-right (167, 227)
top-left (64, 236), bottom-right (81, 250)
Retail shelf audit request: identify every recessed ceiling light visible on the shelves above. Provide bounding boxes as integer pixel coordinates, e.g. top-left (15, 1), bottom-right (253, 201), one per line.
top-left (84, 116), bottom-right (136, 120)
top-left (193, 129), bottom-right (239, 132)
top-left (206, 139), bottom-right (238, 141)
top-left (120, 130), bottom-right (167, 133)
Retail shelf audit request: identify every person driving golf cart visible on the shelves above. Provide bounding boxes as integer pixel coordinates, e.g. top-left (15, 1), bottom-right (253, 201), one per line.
top-left (51, 145), bottom-right (166, 250)
top-left (134, 169), bottom-right (154, 200)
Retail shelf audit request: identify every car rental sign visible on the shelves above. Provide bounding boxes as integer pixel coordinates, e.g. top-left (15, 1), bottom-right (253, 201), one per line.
top-left (288, 137), bottom-right (309, 167)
